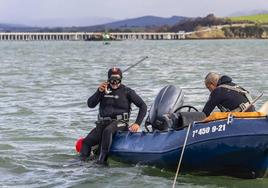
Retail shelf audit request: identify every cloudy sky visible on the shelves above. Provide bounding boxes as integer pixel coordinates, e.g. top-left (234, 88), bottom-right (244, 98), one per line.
top-left (0, 0), bottom-right (268, 26)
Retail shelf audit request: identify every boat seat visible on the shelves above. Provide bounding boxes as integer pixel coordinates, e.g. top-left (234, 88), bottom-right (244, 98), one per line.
top-left (259, 101), bottom-right (268, 115)
top-left (172, 112), bottom-right (206, 130)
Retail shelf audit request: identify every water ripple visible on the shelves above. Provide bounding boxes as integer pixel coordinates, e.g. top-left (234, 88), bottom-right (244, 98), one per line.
top-left (0, 40), bottom-right (268, 188)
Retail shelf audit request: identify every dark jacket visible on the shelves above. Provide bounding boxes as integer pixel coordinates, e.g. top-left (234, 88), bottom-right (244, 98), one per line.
top-left (87, 84), bottom-right (147, 125)
top-left (202, 75), bottom-right (255, 116)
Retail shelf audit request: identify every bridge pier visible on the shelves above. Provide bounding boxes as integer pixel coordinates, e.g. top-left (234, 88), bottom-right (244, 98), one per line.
top-left (0, 32), bottom-right (186, 41)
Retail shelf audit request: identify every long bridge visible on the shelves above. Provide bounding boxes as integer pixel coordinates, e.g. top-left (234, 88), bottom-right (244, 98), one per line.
top-left (0, 32), bottom-right (186, 41)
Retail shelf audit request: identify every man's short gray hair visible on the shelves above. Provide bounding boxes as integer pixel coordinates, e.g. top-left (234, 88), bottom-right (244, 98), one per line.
top-left (205, 72), bottom-right (221, 86)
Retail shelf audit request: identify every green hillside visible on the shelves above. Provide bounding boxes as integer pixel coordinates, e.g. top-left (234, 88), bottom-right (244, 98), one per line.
top-left (229, 14), bottom-right (268, 23)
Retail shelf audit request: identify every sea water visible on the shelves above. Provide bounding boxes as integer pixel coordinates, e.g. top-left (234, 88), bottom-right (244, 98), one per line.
top-left (0, 40), bottom-right (268, 188)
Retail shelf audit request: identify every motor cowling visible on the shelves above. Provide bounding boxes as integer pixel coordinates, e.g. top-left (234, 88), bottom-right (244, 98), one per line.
top-left (146, 85), bottom-right (184, 131)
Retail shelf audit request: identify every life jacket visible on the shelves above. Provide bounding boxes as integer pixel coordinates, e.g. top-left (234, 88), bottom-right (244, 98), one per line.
top-left (217, 84), bottom-right (253, 112)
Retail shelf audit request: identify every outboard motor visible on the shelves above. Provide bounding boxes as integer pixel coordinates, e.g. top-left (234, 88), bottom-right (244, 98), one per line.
top-left (145, 85), bottom-right (184, 131)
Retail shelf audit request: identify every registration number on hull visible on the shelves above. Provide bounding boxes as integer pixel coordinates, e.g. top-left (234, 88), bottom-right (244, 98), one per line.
top-left (192, 124), bottom-right (226, 138)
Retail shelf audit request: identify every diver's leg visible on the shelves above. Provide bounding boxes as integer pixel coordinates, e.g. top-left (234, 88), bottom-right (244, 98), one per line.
top-left (80, 125), bottom-right (103, 160)
top-left (98, 121), bottom-right (127, 164)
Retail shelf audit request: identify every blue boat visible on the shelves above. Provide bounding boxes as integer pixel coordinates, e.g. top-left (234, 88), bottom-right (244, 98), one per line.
top-left (110, 114), bottom-right (268, 178)
top-left (109, 85), bottom-right (268, 178)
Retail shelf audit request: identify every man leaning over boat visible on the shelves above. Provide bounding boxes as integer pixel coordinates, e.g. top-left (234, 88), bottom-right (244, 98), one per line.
top-left (202, 72), bottom-right (255, 116)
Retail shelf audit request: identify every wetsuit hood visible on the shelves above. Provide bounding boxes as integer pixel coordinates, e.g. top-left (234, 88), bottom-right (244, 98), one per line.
top-left (108, 67), bottom-right (122, 79)
top-left (217, 75), bottom-right (232, 86)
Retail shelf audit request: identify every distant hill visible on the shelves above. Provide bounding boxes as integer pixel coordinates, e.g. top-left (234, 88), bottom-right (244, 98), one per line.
top-left (0, 23), bottom-right (27, 31)
top-left (168, 14), bottom-right (230, 32)
top-left (0, 15), bottom-right (188, 32)
top-left (68, 15), bottom-right (188, 32)
top-left (229, 13), bottom-right (268, 24)
top-left (0, 23), bottom-right (42, 32)
top-left (104, 15), bottom-right (187, 28)
top-left (0, 24), bottom-right (33, 32)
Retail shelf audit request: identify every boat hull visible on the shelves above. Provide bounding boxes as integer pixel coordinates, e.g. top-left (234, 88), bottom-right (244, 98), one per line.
top-left (110, 117), bottom-right (268, 178)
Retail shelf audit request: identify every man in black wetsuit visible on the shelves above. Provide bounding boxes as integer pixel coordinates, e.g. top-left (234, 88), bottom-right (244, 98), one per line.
top-left (80, 67), bottom-right (147, 165)
top-left (202, 72), bottom-right (255, 116)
